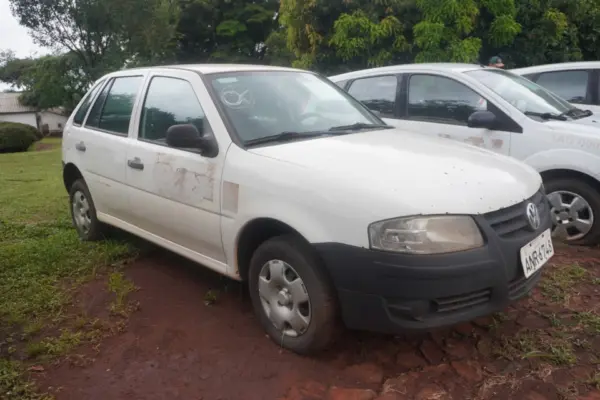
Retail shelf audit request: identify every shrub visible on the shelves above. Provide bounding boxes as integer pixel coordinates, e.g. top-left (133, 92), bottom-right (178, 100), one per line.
top-left (0, 122), bottom-right (39, 153)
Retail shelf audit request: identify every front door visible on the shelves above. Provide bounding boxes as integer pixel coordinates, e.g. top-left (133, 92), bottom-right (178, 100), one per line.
top-left (395, 73), bottom-right (513, 156)
top-left (125, 70), bottom-right (226, 269)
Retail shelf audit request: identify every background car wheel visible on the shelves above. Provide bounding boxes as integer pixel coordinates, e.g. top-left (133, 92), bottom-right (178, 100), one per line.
top-left (545, 178), bottom-right (600, 246)
top-left (248, 234), bottom-right (338, 355)
top-left (69, 179), bottom-right (105, 241)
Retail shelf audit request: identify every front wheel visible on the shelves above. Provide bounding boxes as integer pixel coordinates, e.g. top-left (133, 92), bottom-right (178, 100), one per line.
top-left (248, 235), bottom-right (338, 354)
top-left (545, 178), bottom-right (600, 246)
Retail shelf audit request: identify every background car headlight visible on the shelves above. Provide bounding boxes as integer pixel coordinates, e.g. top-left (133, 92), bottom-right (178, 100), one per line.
top-left (368, 215), bottom-right (484, 254)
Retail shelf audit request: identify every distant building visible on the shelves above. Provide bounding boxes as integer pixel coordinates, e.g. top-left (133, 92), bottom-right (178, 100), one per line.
top-left (0, 92), bottom-right (67, 136)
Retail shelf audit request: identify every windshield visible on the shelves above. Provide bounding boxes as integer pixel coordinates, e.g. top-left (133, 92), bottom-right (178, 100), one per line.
top-left (465, 69), bottom-right (577, 118)
top-left (206, 71), bottom-right (382, 144)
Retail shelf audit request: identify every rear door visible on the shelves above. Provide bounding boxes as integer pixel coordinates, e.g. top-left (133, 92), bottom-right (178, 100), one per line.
top-left (78, 74), bottom-right (146, 221)
top-left (124, 69), bottom-right (227, 269)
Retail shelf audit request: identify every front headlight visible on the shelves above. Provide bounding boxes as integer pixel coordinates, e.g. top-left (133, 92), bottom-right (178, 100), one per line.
top-left (368, 215), bottom-right (484, 254)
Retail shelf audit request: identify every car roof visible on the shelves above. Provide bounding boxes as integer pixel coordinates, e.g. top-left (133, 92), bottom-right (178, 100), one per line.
top-left (329, 63), bottom-right (486, 81)
top-left (106, 63), bottom-right (303, 77)
top-left (511, 61), bottom-right (600, 74)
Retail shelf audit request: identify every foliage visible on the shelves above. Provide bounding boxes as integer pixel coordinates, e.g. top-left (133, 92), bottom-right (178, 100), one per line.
top-left (3, 0), bottom-right (600, 107)
top-left (17, 53), bottom-right (88, 113)
top-left (175, 0), bottom-right (278, 63)
top-left (0, 122), bottom-right (39, 153)
top-left (330, 11), bottom-right (408, 67)
top-left (8, 0), bottom-right (180, 81)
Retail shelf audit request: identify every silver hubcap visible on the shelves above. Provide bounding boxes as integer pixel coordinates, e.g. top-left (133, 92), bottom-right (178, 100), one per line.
top-left (258, 260), bottom-right (311, 337)
top-left (72, 190), bottom-right (92, 234)
top-left (548, 190), bottom-right (594, 242)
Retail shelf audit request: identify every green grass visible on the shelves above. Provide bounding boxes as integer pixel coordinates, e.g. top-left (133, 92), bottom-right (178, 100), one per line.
top-left (0, 140), bottom-right (136, 399)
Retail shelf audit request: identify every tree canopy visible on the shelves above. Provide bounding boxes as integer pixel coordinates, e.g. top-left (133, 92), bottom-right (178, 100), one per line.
top-left (1, 0), bottom-right (600, 110)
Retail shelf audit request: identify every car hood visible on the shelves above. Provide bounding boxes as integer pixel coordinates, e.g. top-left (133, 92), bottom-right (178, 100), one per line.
top-left (544, 118), bottom-right (600, 134)
top-left (249, 128), bottom-right (541, 216)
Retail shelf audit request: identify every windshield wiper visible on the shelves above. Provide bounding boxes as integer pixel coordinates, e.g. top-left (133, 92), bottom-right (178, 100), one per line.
top-left (329, 122), bottom-right (392, 131)
top-left (560, 108), bottom-right (593, 119)
top-left (524, 111), bottom-right (568, 121)
top-left (245, 131), bottom-right (331, 147)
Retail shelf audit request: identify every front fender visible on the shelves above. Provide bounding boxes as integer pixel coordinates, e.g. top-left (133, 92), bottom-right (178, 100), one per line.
top-left (523, 149), bottom-right (600, 181)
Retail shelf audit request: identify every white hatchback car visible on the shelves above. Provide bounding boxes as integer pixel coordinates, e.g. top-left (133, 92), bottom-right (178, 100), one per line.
top-left (511, 61), bottom-right (600, 114)
top-left (330, 64), bottom-right (600, 246)
top-left (63, 64), bottom-right (552, 354)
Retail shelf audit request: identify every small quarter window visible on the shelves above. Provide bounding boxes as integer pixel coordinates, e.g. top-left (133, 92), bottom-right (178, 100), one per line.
top-left (73, 81), bottom-right (104, 125)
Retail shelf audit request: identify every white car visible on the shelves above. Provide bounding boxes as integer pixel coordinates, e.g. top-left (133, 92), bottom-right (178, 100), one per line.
top-left (511, 61), bottom-right (600, 114)
top-left (330, 63), bottom-right (600, 246)
top-left (63, 64), bottom-right (552, 354)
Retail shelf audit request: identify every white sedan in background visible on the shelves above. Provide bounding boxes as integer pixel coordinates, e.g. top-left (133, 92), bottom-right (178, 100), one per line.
top-left (330, 63), bottom-right (600, 246)
top-left (511, 61), bottom-right (600, 114)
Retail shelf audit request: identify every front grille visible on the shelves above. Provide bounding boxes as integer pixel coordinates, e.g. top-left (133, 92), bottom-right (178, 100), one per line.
top-left (433, 288), bottom-right (491, 313)
top-left (484, 188), bottom-right (548, 239)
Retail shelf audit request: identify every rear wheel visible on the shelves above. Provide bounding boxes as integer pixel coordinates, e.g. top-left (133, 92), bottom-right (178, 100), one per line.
top-left (69, 179), bottom-right (105, 241)
top-left (248, 235), bottom-right (338, 354)
top-left (545, 178), bottom-right (600, 246)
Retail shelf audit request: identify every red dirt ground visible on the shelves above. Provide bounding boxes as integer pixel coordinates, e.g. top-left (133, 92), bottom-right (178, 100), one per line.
top-left (35, 244), bottom-right (600, 400)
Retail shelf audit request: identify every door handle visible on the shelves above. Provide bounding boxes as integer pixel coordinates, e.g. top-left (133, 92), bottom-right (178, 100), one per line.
top-left (127, 157), bottom-right (144, 170)
top-left (75, 141), bottom-right (86, 152)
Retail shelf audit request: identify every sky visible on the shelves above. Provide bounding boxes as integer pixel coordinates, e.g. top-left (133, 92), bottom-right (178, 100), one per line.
top-left (0, 0), bottom-right (48, 91)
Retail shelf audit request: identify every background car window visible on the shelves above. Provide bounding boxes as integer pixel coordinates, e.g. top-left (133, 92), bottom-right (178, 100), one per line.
top-left (139, 76), bottom-right (211, 143)
top-left (535, 70), bottom-right (588, 103)
top-left (73, 81), bottom-right (104, 125)
top-left (407, 74), bottom-right (486, 124)
top-left (347, 75), bottom-right (397, 117)
top-left (85, 76), bottom-right (143, 134)
top-left (334, 79), bottom-right (348, 89)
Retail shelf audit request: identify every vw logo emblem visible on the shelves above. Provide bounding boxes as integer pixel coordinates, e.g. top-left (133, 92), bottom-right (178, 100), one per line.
top-left (526, 202), bottom-right (540, 230)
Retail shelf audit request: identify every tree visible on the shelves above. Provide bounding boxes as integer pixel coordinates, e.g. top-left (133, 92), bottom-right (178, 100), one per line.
top-left (9, 0), bottom-right (180, 81)
top-left (413, 0), bottom-right (521, 63)
top-left (175, 0), bottom-right (279, 63)
top-left (329, 10), bottom-right (408, 69)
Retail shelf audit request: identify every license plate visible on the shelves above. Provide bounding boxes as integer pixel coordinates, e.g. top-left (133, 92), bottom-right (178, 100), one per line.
top-left (520, 228), bottom-right (554, 278)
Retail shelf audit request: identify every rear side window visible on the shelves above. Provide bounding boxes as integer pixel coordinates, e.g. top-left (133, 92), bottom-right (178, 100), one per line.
top-left (347, 75), bottom-right (398, 117)
top-left (72, 81), bottom-right (104, 125)
top-left (535, 70), bottom-right (589, 103)
top-left (85, 76), bottom-right (143, 135)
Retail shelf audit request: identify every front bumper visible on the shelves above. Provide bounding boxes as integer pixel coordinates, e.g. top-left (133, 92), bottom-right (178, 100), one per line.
top-left (314, 189), bottom-right (551, 333)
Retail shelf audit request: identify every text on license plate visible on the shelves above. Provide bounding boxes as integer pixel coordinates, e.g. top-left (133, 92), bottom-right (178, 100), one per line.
top-left (519, 228), bottom-right (554, 279)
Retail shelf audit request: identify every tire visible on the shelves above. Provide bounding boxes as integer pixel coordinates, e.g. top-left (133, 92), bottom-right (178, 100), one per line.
top-left (545, 178), bottom-right (600, 246)
top-left (68, 179), bottom-right (105, 241)
top-left (248, 234), bottom-right (338, 354)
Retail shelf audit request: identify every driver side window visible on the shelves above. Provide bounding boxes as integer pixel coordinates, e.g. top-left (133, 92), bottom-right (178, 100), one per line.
top-left (406, 74), bottom-right (487, 125)
top-left (139, 76), bottom-right (212, 145)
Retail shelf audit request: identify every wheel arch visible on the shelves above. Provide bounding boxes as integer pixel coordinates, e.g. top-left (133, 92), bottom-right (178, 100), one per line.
top-left (540, 168), bottom-right (600, 192)
top-left (63, 162), bottom-right (84, 193)
top-left (235, 217), bottom-right (319, 282)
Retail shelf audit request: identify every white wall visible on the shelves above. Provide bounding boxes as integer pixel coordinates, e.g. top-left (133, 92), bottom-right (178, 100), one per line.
top-left (40, 112), bottom-right (67, 132)
top-left (0, 113), bottom-right (38, 128)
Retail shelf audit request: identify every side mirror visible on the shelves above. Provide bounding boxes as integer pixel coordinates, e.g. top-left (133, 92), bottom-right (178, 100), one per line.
top-left (166, 123), bottom-right (218, 157)
top-left (468, 110), bottom-right (496, 129)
